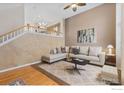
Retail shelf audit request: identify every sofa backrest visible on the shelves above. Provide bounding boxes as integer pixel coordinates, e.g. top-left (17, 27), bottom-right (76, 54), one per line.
top-left (70, 46), bottom-right (102, 56)
top-left (79, 46), bottom-right (89, 55)
top-left (89, 46), bottom-right (102, 56)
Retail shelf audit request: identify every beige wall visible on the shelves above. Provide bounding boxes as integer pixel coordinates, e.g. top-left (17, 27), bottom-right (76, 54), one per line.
top-left (47, 23), bottom-right (60, 32)
top-left (0, 4), bottom-right (24, 35)
top-left (65, 4), bottom-right (116, 49)
top-left (0, 33), bottom-right (64, 71)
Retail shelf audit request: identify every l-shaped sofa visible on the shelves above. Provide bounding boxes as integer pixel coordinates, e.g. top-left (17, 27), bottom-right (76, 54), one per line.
top-left (42, 46), bottom-right (106, 66)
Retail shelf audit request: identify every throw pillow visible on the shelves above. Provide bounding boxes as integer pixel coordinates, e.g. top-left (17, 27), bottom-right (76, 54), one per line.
top-left (89, 46), bottom-right (102, 57)
top-left (56, 48), bottom-right (59, 54)
top-left (50, 49), bottom-right (54, 54)
top-left (57, 47), bottom-right (62, 53)
top-left (70, 46), bottom-right (80, 53)
top-left (61, 47), bottom-right (66, 53)
top-left (79, 46), bottom-right (89, 55)
top-left (65, 46), bottom-right (69, 53)
top-left (72, 48), bottom-right (80, 55)
top-left (53, 48), bottom-right (57, 54)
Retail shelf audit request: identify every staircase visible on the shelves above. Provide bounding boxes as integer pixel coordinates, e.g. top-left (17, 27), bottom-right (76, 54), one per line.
top-left (0, 24), bottom-right (64, 72)
top-left (0, 25), bottom-right (28, 47)
top-left (0, 24), bottom-right (63, 47)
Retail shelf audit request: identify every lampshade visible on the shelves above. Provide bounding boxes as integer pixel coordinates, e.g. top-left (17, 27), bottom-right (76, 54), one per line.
top-left (107, 44), bottom-right (114, 49)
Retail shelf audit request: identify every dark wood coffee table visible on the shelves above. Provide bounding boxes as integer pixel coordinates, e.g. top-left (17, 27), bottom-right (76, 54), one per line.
top-left (67, 58), bottom-right (89, 75)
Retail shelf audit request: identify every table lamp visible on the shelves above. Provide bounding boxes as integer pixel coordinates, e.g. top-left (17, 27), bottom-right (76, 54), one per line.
top-left (107, 44), bottom-right (114, 55)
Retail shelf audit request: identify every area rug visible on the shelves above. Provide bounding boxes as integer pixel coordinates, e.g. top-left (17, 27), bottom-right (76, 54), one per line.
top-left (39, 61), bottom-right (106, 85)
top-left (9, 79), bottom-right (26, 85)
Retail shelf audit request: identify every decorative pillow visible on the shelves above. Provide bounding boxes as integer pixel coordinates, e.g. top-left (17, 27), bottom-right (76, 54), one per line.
top-left (50, 49), bottom-right (54, 54)
top-left (57, 47), bottom-right (62, 53)
top-left (79, 46), bottom-right (89, 55)
top-left (53, 48), bottom-right (57, 54)
top-left (89, 46), bottom-right (102, 57)
top-left (72, 48), bottom-right (80, 55)
top-left (61, 47), bottom-right (66, 53)
top-left (56, 48), bottom-right (59, 54)
top-left (70, 46), bottom-right (79, 53)
top-left (65, 46), bottom-right (69, 53)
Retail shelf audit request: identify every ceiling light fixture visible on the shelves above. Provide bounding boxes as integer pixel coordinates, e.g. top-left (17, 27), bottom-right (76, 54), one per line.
top-left (64, 3), bottom-right (86, 12)
top-left (71, 4), bottom-right (78, 12)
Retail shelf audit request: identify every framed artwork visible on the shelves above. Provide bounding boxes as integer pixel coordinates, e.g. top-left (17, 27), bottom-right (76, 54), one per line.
top-left (77, 28), bottom-right (96, 43)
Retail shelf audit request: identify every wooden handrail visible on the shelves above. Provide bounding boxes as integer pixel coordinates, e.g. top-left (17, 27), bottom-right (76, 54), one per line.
top-left (0, 25), bottom-right (26, 38)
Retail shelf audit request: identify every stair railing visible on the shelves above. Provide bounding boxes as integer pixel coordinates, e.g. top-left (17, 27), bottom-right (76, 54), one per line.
top-left (0, 24), bottom-right (63, 46)
top-left (0, 25), bottom-right (28, 46)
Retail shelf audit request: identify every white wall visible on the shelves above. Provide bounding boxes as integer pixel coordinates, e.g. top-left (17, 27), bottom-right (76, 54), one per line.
top-left (121, 4), bottom-right (124, 84)
top-left (24, 3), bottom-right (103, 26)
top-left (0, 4), bottom-right (24, 35)
top-left (116, 4), bottom-right (122, 70)
top-left (24, 3), bottom-right (63, 25)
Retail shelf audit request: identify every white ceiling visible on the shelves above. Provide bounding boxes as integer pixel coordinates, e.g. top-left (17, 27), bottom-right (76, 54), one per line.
top-left (24, 3), bottom-right (103, 26)
top-left (0, 4), bottom-right (24, 10)
top-left (0, 3), bottom-right (103, 26)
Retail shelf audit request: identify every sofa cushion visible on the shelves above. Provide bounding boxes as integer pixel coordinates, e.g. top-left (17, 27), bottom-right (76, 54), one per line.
top-left (70, 46), bottom-right (80, 53)
top-left (49, 53), bottom-right (67, 60)
top-left (56, 47), bottom-right (62, 53)
top-left (89, 46), bottom-right (102, 57)
top-left (61, 47), bottom-right (66, 53)
top-left (79, 46), bottom-right (89, 55)
top-left (70, 54), bottom-right (99, 62)
top-left (58, 47), bottom-right (62, 53)
top-left (50, 48), bottom-right (60, 54)
top-left (72, 48), bottom-right (80, 54)
top-left (65, 46), bottom-right (70, 53)
top-left (53, 48), bottom-right (57, 54)
top-left (50, 49), bottom-right (54, 54)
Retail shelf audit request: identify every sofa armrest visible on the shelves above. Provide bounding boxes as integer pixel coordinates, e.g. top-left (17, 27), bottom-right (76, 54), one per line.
top-left (99, 52), bottom-right (106, 66)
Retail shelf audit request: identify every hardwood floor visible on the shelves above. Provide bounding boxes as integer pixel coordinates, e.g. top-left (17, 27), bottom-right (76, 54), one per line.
top-left (0, 65), bottom-right (59, 85)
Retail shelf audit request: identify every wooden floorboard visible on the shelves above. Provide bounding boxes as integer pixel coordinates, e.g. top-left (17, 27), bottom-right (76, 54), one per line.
top-left (0, 65), bottom-right (59, 85)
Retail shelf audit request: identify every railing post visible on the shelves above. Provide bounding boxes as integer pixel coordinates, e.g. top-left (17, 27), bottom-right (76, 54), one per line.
top-left (6, 34), bottom-right (9, 41)
top-left (0, 25), bottom-right (27, 45)
top-left (10, 33), bottom-right (13, 38)
top-left (0, 37), bottom-right (2, 44)
top-left (13, 32), bottom-right (15, 37)
top-left (3, 36), bottom-right (5, 42)
top-left (16, 30), bottom-right (18, 36)
top-left (27, 24), bottom-right (30, 32)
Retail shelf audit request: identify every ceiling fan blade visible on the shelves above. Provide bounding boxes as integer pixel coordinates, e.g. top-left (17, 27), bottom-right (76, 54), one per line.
top-left (77, 3), bottom-right (86, 6)
top-left (64, 4), bottom-right (72, 10)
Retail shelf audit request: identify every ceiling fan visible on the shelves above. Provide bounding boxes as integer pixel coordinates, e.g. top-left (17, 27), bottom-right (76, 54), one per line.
top-left (64, 3), bottom-right (86, 12)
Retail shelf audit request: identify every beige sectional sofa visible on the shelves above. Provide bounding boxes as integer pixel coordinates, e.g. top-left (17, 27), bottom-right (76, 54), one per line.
top-left (69, 46), bottom-right (105, 66)
top-left (42, 46), bottom-right (105, 66)
top-left (42, 53), bottom-right (67, 63)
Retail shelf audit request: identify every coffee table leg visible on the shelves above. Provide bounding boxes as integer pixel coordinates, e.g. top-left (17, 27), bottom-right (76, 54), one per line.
top-left (74, 63), bottom-right (85, 70)
top-left (66, 63), bottom-right (85, 75)
top-left (74, 63), bottom-right (77, 69)
top-left (74, 63), bottom-right (85, 75)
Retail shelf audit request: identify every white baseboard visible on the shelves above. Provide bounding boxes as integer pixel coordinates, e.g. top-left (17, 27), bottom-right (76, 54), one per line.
top-left (0, 61), bottom-right (41, 73)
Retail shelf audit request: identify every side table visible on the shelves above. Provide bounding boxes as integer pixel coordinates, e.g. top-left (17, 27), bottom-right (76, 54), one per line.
top-left (105, 54), bottom-right (116, 66)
